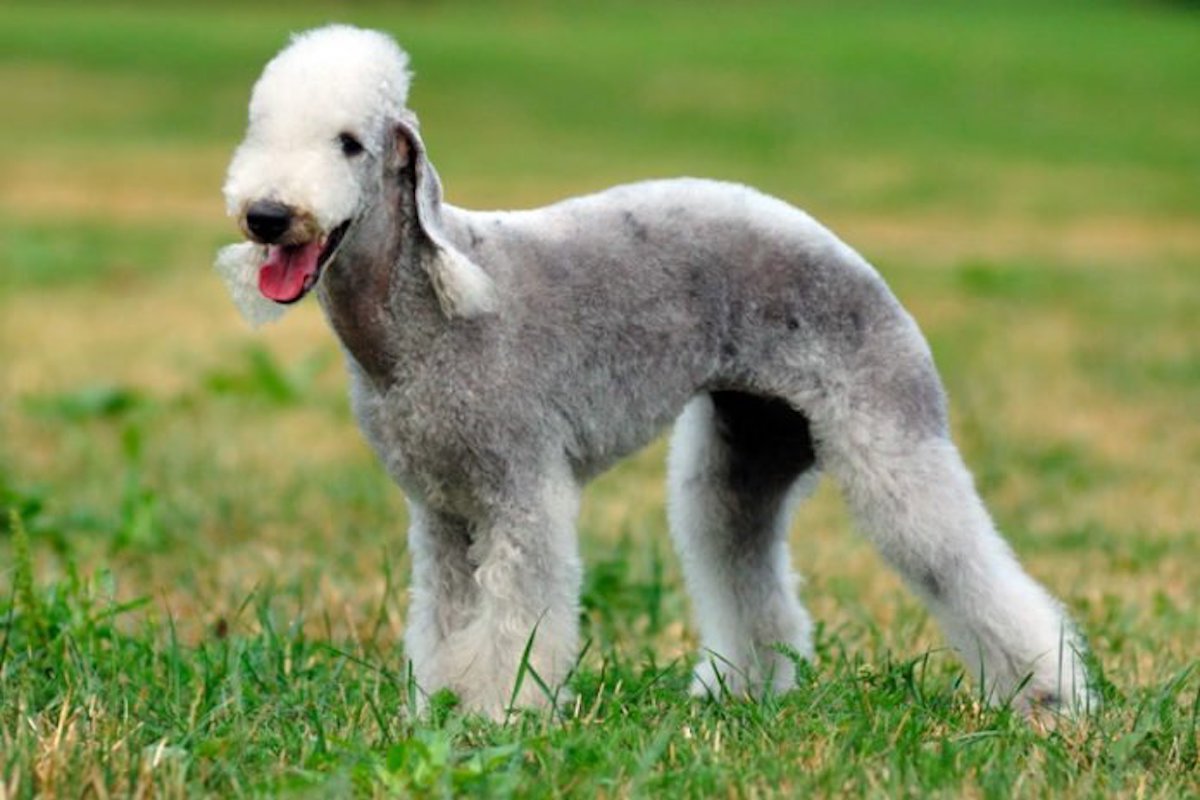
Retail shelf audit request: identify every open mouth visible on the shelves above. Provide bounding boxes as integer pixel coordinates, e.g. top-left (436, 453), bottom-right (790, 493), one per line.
top-left (257, 219), bottom-right (351, 304)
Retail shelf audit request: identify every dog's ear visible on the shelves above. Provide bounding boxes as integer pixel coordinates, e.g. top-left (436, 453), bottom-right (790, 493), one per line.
top-left (393, 115), bottom-right (496, 318)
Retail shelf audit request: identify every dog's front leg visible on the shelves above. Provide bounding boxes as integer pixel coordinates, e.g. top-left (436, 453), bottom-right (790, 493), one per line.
top-left (403, 501), bottom-right (477, 707)
top-left (404, 477), bottom-right (583, 720)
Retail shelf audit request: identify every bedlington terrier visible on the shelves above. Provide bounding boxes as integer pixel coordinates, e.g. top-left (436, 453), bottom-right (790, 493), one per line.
top-left (218, 25), bottom-right (1094, 718)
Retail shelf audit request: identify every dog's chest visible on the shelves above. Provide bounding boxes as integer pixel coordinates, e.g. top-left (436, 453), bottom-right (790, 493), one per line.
top-left (345, 366), bottom-right (515, 514)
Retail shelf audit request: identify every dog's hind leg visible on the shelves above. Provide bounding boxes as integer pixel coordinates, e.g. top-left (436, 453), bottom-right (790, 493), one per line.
top-left (810, 325), bottom-right (1095, 714)
top-left (668, 392), bottom-right (819, 697)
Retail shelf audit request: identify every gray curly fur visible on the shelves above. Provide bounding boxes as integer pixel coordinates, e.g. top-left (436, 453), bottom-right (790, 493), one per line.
top-left (222, 25), bottom-right (1094, 719)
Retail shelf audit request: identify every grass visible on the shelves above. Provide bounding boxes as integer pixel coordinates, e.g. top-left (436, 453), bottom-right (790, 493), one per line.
top-left (1, 0), bottom-right (1198, 796)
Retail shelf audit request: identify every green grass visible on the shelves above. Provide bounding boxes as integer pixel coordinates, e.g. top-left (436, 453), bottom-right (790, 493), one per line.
top-left (1, 1), bottom-right (1198, 796)
top-left (4, 511), bottom-right (1198, 798)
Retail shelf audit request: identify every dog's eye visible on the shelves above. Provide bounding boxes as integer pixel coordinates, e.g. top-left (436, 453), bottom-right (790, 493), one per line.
top-left (338, 133), bottom-right (365, 157)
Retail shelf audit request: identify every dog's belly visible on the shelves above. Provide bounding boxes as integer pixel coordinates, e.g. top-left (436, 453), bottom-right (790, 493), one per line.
top-left (554, 376), bottom-right (701, 480)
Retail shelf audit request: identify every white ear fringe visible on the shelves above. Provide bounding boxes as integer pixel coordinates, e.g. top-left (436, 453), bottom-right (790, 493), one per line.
top-left (214, 243), bottom-right (292, 327)
top-left (426, 246), bottom-right (497, 318)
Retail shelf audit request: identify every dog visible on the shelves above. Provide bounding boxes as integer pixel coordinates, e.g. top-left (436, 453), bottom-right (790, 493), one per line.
top-left (217, 25), bottom-right (1094, 718)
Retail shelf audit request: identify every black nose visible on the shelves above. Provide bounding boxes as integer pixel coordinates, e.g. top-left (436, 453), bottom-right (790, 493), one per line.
top-left (245, 200), bottom-right (294, 243)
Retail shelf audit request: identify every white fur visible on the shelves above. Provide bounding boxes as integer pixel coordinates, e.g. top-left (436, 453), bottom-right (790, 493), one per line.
top-left (668, 396), bottom-right (818, 697)
top-left (213, 243), bottom-right (289, 326)
top-left (222, 26), bottom-right (410, 227)
top-left (403, 470), bottom-right (582, 716)
top-left (425, 246), bottom-right (497, 317)
top-left (821, 430), bottom-right (1092, 711)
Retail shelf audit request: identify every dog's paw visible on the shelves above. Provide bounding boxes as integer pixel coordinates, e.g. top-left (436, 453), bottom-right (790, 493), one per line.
top-left (1013, 679), bottom-right (1100, 721)
top-left (689, 648), bottom-right (803, 701)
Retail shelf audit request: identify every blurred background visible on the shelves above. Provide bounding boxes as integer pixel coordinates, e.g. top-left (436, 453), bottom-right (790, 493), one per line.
top-left (1, 0), bottom-right (1197, 688)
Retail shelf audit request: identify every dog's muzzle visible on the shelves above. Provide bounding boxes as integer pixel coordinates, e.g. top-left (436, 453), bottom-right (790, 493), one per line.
top-left (251, 217), bottom-right (351, 305)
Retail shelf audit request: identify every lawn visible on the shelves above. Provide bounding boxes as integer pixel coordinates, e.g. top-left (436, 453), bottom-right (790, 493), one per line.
top-left (1, 1), bottom-right (1197, 796)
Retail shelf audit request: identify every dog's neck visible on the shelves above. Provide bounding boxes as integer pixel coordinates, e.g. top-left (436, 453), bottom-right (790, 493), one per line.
top-left (317, 211), bottom-right (446, 391)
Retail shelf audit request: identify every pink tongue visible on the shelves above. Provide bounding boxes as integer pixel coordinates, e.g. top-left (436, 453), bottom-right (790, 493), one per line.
top-left (258, 241), bottom-right (322, 303)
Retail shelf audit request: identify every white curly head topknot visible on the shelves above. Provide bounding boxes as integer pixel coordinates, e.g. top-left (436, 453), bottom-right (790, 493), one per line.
top-left (250, 25), bottom-right (412, 136)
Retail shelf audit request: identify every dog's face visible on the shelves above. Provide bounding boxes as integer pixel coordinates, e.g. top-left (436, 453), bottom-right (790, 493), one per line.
top-left (222, 26), bottom-right (411, 305)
